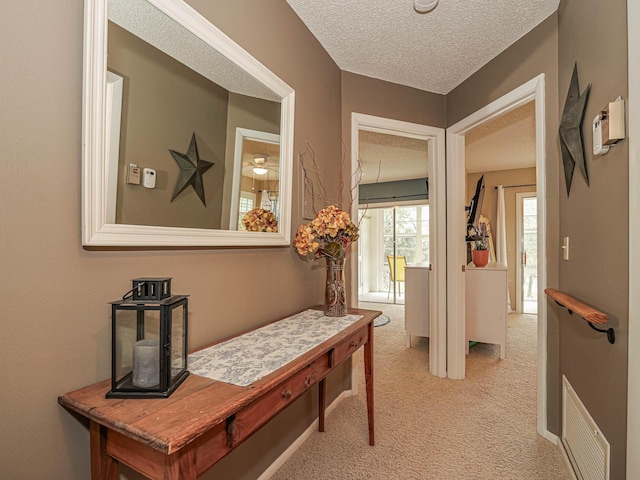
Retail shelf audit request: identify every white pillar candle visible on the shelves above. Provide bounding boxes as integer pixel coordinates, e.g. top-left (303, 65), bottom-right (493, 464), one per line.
top-left (132, 339), bottom-right (159, 388)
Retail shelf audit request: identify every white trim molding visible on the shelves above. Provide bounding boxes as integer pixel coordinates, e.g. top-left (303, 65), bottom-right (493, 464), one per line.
top-left (446, 74), bottom-right (550, 439)
top-left (350, 113), bottom-right (447, 378)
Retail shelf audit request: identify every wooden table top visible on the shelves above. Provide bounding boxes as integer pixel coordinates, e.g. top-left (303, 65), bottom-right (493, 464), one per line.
top-left (58, 307), bottom-right (380, 455)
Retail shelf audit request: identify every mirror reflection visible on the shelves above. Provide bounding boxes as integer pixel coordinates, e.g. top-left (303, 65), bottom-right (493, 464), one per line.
top-left (230, 130), bottom-right (281, 230)
top-left (100, 0), bottom-right (284, 235)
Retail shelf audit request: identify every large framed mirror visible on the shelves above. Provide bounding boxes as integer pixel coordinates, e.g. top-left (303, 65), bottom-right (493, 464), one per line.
top-left (83, 0), bottom-right (294, 246)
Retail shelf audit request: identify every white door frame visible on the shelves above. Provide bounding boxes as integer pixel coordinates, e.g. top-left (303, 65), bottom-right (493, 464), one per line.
top-left (446, 74), bottom-right (551, 439)
top-left (627, 0), bottom-right (639, 475)
top-left (351, 113), bottom-right (447, 378)
top-left (515, 191), bottom-right (537, 314)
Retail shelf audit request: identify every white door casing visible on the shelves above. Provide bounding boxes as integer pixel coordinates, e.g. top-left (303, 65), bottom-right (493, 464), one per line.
top-left (446, 74), bottom-right (551, 440)
top-left (350, 113), bottom-right (447, 378)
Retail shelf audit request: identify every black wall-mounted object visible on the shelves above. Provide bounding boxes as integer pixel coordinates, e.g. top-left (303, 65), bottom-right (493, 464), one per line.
top-left (465, 174), bottom-right (485, 240)
top-left (170, 132), bottom-right (214, 206)
top-left (559, 63), bottom-right (591, 196)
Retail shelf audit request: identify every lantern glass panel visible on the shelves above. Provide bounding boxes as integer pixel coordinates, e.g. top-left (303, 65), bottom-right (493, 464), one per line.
top-left (113, 307), bottom-right (160, 390)
top-left (170, 302), bottom-right (187, 380)
top-left (114, 309), bottom-right (136, 384)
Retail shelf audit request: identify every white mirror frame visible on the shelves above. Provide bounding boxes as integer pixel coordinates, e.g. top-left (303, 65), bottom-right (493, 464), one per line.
top-left (82, 0), bottom-right (295, 246)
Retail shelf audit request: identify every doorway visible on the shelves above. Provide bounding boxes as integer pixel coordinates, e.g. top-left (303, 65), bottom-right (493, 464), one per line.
top-left (446, 74), bottom-right (549, 438)
top-left (350, 113), bottom-right (446, 378)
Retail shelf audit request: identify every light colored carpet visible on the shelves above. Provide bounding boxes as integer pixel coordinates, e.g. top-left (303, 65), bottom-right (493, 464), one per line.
top-left (270, 302), bottom-right (571, 480)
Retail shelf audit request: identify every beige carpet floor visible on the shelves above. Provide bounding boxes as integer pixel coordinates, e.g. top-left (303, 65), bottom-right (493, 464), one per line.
top-left (270, 302), bottom-right (571, 480)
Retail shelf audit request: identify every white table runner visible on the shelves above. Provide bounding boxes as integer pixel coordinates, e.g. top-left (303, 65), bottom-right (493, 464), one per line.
top-left (188, 309), bottom-right (363, 387)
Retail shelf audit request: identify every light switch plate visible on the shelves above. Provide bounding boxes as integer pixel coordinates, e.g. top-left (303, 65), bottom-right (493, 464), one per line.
top-left (562, 236), bottom-right (570, 260)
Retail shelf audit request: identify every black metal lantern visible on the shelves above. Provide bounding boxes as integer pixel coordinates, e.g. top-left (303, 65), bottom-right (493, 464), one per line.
top-left (106, 278), bottom-right (189, 398)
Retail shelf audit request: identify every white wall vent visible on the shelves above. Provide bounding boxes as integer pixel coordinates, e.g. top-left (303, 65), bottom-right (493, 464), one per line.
top-left (562, 376), bottom-right (610, 480)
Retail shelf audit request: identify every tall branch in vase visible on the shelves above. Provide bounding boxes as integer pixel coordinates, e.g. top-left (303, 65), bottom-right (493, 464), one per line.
top-left (298, 141), bottom-right (379, 225)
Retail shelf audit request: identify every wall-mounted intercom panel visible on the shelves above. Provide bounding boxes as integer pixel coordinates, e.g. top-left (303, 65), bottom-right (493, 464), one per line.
top-left (593, 97), bottom-right (625, 155)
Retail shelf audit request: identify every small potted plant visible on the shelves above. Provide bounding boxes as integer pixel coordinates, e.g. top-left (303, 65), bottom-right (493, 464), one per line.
top-left (469, 223), bottom-right (490, 268)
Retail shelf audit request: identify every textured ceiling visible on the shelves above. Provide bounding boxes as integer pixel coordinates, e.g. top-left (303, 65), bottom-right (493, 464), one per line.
top-left (285, 0), bottom-right (559, 94)
top-left (359, 130), bottom-right (428, 185)
top-left (465, 101), bottom-right (536, 173)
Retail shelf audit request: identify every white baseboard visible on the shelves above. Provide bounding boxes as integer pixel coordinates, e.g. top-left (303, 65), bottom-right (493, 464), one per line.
top-left (542, 428), bottom-right (559, 444)
top-left (257, 389), bottom-right (353, 480)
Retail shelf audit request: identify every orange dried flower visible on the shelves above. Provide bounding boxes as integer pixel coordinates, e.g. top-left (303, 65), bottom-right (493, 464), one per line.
top-left (293, 205), bottom-right (359, 260)
top-left (242, 208), bottom-right (278, 233)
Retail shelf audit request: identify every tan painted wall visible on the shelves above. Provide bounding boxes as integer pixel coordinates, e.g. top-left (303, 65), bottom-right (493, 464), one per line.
top-left (447, 14), bottom-right (562, 433)
top-left (557, 0), bottom-right (629, 477)
top-left (0, 0), bottom-right (345, 478)
top-left (341, 72), bottom-right (447, 131)
top-left (109, 22), bottom-right (228, 229)
top-left (466, 169), bottom-right (537, 307)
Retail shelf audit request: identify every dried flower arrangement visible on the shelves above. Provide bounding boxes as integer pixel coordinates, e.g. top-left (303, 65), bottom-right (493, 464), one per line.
top-left (241, 208), bottom-right (278, 233)
top-left (293, 205), bottom-right (359, 260)
top-left (468, 222), bottom-right (489, 250)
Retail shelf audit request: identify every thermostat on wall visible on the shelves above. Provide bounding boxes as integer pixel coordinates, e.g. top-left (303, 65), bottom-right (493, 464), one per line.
top-left (127, 163), bottom-right (141, 185)
top-left (593, 97), bottom-right (626, 155)
top-left (142, 168), bottom-right (156, 188)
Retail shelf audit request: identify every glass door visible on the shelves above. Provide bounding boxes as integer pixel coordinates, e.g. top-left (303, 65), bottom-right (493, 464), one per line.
top-left (358, 203), bottom-right (429, 304)
top-left (517, 193), bottom-right (537, 314)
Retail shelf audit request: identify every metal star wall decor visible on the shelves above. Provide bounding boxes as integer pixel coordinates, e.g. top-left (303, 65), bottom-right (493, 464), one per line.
top-left (169, 132), bottom-right (214, 206)
top-left (559, 63), bottom-right (591, 196)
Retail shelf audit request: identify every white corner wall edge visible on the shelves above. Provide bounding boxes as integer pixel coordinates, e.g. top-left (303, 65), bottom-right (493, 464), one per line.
top-left (256, 389), bottom-right (352, 480)
top-left (627, 0), bottom-right (640, 478)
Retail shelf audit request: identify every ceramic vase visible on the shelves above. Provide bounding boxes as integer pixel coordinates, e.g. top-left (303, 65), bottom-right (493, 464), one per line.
top-left (472, 249), bottom-right (490, 268)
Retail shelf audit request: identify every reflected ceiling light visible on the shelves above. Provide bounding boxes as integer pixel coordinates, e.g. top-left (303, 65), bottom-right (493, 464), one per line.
top-left (414, 0), bottom-right (439, 13)
top-left (253, 156), bottom-right (268, 175)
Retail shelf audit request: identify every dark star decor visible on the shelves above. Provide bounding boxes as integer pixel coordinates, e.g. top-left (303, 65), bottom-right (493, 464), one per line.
top-left (169, 132), bottom-right (214, 206)
top-left (559, 63), bottom-right (591, 196)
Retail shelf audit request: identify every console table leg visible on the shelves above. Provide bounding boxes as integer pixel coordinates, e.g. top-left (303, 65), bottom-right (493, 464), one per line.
top-left (318, 378), bottom-right (326, 432)
top-left (365, 321), bottom-right (375, 446)
top-left (90, 421), bottom-right (118, 480)
top-left (165, 449), bottom-right (197, 480)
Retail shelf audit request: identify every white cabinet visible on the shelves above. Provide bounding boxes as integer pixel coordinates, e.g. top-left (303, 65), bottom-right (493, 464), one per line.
top-left (404, 264), bottom-right (429, 347)
top-left (465, 263), bottom-right (508, 359)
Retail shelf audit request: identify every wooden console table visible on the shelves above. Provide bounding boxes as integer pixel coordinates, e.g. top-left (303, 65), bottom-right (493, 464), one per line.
top-left (58, 307), bottom-right (380, 480)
